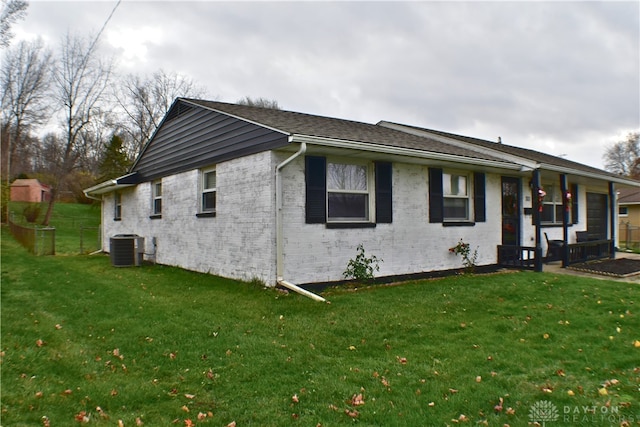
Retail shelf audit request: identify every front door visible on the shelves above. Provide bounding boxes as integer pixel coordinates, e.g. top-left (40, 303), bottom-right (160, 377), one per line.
top-left (586, 192), bottom-right (608, 240)
top-left (501, 177), bottom-right (521, 245)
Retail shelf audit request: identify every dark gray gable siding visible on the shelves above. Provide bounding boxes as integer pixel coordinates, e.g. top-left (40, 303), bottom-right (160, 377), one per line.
top-left (132, 102), bottom-right (289, 182)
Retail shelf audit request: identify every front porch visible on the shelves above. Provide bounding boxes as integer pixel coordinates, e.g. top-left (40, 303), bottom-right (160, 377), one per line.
top-left (497, 239), bottom-right (615, 271)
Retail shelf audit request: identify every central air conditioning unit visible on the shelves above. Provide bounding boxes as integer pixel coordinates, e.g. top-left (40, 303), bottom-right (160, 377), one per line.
top-left (109, 234), bottom-right (145, 267)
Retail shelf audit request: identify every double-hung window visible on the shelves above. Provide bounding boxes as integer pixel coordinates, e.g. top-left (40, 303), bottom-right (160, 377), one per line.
top-left (443, 172), bottom-right (470, 221)
top-left (428, 167), bottom-right (485, 224)
top-left (114, 192), bottom-right (122, 220)
top-left (305, 156), bottom-right (392, 226)
top-left (541, 185), bottom-right (563, 224)
top-left (327, 162), bottom-right (370, 222)
top-left (200, 167), bottom-right (216, 214)
top-left (152, 180), bottom-right (162, 216)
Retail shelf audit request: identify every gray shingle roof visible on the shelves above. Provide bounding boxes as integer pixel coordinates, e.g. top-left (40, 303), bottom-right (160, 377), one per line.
top-left (182, 99), bottom-right (509, 163)
top-left (391, 124), bottom-right (626, 180)
top-left (619, 187), bottom-right (640, 203)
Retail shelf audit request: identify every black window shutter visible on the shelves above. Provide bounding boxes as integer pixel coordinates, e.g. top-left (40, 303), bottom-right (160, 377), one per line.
top-left (428, 167), bottom-right (443, 223)
top-left (375, 161), bottom-right (393, 223)
top-left (571, 184), bottom-right (578, 224)
top-left (305, 156), bottom-right (326, 224)
top-left (473, 172), bottom-right (486, 222)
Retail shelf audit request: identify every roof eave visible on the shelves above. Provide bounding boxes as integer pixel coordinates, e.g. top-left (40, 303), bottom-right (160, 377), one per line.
top-left (83, 173), bottom-right (139, 199)
top-left (538, 163), bottom-right (640, 187)
top-left (291, 134), bottom-right (525, 171)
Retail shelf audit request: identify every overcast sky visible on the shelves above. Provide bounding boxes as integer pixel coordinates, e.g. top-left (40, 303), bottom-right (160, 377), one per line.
top-left (11, 0), bottom-right (640, 169)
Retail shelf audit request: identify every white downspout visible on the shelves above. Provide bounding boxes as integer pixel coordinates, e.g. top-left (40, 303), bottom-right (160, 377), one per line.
top-left (275, 142), bottom-right (326, 303)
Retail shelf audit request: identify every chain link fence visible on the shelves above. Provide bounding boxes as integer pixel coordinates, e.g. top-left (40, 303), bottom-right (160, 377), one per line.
top-left (8, 217), bottom-right (56, 255)
top-left (619, 221), bottom-right (640, 250)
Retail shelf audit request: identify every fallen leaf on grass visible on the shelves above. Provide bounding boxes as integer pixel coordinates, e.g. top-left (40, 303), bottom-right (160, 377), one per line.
top-left (184, 393), bottom-right (195, 399)
top-left (227, 421), bottom-right (236, 427)
top-left (74, 411), bottom-right (90, 423)
top-left (41, 416), bottom-right (50, 427)
top-left (350, 393), bottom-right (365, 406)
top-left (291, 394), bottom-right (299, 403)
top-left (345, 409), bottom-right (359, 418)
top-left (36, 339), bottom-right (45, 347)
top-left (396, 356), bottom-right (407, 364)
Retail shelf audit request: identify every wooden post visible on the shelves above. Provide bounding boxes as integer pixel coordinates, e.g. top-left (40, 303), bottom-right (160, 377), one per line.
top-left (609, 182), bottom-right (616, 259)
top-left (532, 169), bottom-right (543, 272)
top-left (560, 174), bottom-right (569, 267)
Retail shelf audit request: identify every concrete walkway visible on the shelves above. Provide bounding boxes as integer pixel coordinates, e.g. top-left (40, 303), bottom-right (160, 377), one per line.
top-left (543, 252), bottom-right (640, 283)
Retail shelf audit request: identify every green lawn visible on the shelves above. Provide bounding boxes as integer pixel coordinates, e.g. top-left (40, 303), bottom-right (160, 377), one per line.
top-left (1, 226), bottom-right (639, 426)
top-left (7, 202), bottom-right (101, 254)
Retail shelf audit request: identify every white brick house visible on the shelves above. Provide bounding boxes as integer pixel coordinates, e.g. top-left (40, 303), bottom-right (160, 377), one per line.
top-left (85, 99), bottom-right (639, 290)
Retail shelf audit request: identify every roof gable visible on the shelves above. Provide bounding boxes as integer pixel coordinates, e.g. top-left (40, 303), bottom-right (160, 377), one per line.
top-left (183, 99), bottom-right (509, 164)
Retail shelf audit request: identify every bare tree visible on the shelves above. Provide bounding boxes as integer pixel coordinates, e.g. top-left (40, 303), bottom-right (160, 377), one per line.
top-left (1, 38), bottom-right (52, 179)
top-left (42, 32), bottom-right (113, 225)
top-left (0, 0), bottom-right (28, 48)
top-left (115, 69), bottom-right (207, 159)
top-left (237, 96), bottom-right (280, 109)
top-left (603, 132), bottom-right (640, 178)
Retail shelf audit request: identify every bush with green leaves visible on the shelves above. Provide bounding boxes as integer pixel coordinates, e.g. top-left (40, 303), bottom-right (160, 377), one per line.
top-left (343, 243), bottom-right (382, 281)
top-left (448, 239), bottom-right (478, 272)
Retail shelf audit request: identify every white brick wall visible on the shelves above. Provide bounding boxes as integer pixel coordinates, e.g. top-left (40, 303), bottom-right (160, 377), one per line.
top-left (279, 158), bottom-right (504, 284)
top-left (101, 151), bottom-right (277, 284)
top-left (101, 150), bottom-right (596, 286)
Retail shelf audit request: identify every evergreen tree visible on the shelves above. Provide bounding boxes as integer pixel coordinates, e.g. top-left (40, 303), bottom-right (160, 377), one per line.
top-left (98, 134), bottom-right (131, 182)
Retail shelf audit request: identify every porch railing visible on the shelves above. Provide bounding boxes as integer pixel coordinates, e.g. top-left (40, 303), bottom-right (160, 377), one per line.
top-left (565, 240), bottom-right (613, 266)
top-left (497, 245), bottom-right (538, 270)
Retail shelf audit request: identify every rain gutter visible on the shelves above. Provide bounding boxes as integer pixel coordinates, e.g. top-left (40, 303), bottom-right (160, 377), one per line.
top-left (274, 141), bottom-right (326, 302)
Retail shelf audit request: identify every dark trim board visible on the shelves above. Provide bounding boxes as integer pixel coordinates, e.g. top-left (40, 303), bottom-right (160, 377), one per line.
top-left (296, 264), bottom-right (502, 292)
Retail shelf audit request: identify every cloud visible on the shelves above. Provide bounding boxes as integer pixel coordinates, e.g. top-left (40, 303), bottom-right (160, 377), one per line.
top-left (10, 0), bottom-right (640, 169)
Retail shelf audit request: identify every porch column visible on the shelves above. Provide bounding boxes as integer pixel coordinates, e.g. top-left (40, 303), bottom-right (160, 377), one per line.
top-left (532, 169), bottom-right (543, 272)
top-left (609, 181), bottom-right (616, 259)
top-left (560, 174), bottom-right (569, 267)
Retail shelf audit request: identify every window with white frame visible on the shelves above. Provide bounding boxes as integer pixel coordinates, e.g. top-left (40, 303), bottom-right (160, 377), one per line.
top-left (619, 206), bottom-right (629, 216)
top-left (541, 185), bottom-right (565, 224)
top-left (327, 161), bottom-right (371, 222)
top-left (443, 172), bottom-right (470, 221)
top-left (114, 192), bottom-right (122, 220)
top-left (200, 167), bottom-right (216, 214)
top-left (152, 180), bottom-right (162, 215)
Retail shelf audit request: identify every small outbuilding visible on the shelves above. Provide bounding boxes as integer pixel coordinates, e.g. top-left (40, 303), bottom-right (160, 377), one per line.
top-left (10, 179), bottom-right (52, 203)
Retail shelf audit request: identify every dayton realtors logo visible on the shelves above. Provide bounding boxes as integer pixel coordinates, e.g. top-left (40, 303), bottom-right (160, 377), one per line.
top-left (529, 400), bottom-right (559, 426)
top-left (529, 400), bottom-right (637, 425)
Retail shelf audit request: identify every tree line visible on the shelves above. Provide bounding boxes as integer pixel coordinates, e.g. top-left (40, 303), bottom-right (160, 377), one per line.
top-left (1, 1), bottom-right (279, 224)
